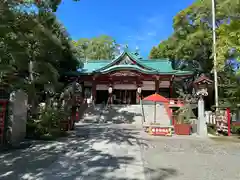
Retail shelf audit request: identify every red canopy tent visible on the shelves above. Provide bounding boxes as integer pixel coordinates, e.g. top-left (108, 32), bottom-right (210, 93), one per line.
top-left (142, 93), bottom-right (169, 123)
top-left (143, 93), bottom-right (169, 103)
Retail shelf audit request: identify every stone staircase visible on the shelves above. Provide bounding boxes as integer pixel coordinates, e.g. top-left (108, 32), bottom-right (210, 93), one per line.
top-left (79, 103), bottom-right (171, 127)
top-left (98, 105), bottom-right (142, 125)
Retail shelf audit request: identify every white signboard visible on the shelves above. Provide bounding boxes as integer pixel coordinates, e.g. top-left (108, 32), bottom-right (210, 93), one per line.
top-left (113, 84), bottom-right (136, 90)
top-left (96, 84), bottom-right (108, 90)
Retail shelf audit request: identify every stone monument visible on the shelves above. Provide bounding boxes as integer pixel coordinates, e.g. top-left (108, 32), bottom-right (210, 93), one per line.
top-left (7, 90), bottom-right (28, 146)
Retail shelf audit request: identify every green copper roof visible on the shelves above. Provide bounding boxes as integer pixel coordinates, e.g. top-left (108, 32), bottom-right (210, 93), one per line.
top-left (77, 49), bottom-right (193, 76)
top-left (99, 65), bottom-right (158, 74)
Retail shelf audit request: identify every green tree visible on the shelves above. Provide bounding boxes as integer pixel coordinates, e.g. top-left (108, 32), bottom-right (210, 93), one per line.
top-left (0, 0), bottom-right (80, 98)
top-left (73, 35), bottom-right (120, 60)
top-left (150, 0), bottom-right (240, 73)
top-left (149, 0), bottom-right (240, 107)
top-left (150, 0), bottom-right (213, 73)
top-left (23, 0), bottom-right (80, 12)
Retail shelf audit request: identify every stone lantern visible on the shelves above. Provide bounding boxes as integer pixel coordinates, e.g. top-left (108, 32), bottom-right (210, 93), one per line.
top-left (194, 74), bottom-right (213, 137)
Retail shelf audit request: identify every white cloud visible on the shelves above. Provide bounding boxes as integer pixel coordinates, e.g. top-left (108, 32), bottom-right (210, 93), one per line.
top-left (147, 15), bottom-right (163, 26)
top-left (147, 31), bottom-right (157, 37)
top-left (117, 15), bottom-right (166, 56)
top-left (127, 15), bottom-right (163, 43)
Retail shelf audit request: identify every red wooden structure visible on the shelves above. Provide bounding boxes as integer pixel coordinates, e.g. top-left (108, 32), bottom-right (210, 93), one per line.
top-left (226, 108), bottom-right (231, 136)
top-left (65, 48), bottom-right (193, 106)
top-left (215, 108), bottom-right (231, 136)
top-left (0, 100), bottom-right (8, 145)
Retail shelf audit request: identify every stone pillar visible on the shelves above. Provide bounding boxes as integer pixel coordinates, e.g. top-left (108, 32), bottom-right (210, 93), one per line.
top-left (155, 76), bottom-right (160, 93)
top-left (197, 96), bottom-right (208, 137)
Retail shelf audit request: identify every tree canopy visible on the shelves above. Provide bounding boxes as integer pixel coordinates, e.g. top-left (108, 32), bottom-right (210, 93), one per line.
top-left (149, 0), bottom-right (240, 107)
top-left (73, 35), bottom-right (120, 60)
top-left (0, 0), bottom-right (80, 94)
top-left (149, 0), bottom-right (240, 73)
top-left (22, 0), bottom-right (80, 12)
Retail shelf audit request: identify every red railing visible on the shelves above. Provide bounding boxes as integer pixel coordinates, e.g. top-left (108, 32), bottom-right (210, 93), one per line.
top-left (168, 98), bottom-right (185, 107)
top-left (0, 100), bottom-right (7, 145)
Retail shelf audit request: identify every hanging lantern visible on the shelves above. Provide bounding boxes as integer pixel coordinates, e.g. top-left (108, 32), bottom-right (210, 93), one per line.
top-left (108, 86), bottom-right (113, 94)
top-left (137, 87), bottom-right (142, 94)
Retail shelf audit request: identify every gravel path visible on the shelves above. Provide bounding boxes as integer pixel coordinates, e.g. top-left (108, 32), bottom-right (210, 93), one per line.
top-left (1, 122), bottom-right (240, 180)
top-left (140, 135), bottom-right (240, 180)
top-left (0, 123), bottom-right (145, 180)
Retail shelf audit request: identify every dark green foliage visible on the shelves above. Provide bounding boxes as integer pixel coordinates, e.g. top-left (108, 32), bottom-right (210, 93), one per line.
top-left (231, 125), bottom-right (240, 135)
top-left (175, 103), bottom-right (196, 124)
top-left (0, 0), bottom-right (80, 95)
top-left (149, 0), bottom-right (240, 107)
top-left (26, 106), bottom-right (70, 140)
top-left (149, 0), bottom-right (240, 72)
top-left (73, 35), bottom-right (120, 60)
top-left (1, 1), bottom-right (82, 140)
top-left (207, 124), bottom-right (217, 134)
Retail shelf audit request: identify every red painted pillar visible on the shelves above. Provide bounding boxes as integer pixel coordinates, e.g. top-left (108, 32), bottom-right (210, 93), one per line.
top-left (227, 108), bottom-right (231, 136)
top-left (155, 76), bottom-right (160, 93)
top-left (92, 80), bottom-right (96, 103)
top-left (169, 75), bottom-right (174, 98)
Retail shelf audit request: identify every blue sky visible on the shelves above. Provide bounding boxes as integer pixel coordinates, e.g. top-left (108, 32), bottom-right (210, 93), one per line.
top-left (56, 0), bottom-right (195, 57)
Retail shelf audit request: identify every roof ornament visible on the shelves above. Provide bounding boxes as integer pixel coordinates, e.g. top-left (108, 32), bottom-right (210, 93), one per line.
top-left (124, 44), bottom-right (128, 51)
top-left (135, 46), bottom-right (139, 56)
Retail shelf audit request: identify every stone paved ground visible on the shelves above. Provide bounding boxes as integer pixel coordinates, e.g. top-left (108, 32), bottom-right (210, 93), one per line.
top-left (140, 134), bottom-right (240, 180)
top-left (0, 122), bottom-right (240, 180)
top-left (0, 123), bottom-right (145, 180)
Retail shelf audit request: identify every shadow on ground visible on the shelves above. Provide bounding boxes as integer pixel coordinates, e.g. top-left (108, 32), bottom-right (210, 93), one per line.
top-left (102, 106), bottom-right (142, 124)
top-left (75, 123), bottom-right (148, 147)
top-left (82, 104), bottom-right (142, 124)
top-left (145, 167), bottom-right (178, 180)
top-left (0, 123), bottom-right (153, 180)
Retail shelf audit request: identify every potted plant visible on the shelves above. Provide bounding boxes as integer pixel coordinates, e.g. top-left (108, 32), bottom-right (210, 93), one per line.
top-left (174, 104), bottom-right (195, 135)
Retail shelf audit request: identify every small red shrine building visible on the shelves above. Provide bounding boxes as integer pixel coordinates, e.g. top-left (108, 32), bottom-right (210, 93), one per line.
top-left (73, 48), bottom-right (193, 104)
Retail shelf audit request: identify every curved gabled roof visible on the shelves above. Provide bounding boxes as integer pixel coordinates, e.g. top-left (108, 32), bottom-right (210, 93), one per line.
top-left (98, 64), bottom-right (158, 74)
top-left (77, 49), bottom-right (193, 76)
top-left (95, 50), bottom-right (155, 72)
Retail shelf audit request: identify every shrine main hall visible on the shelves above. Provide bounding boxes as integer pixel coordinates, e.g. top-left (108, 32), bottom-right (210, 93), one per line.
top-left (72, 48), bottom-right (193, 104)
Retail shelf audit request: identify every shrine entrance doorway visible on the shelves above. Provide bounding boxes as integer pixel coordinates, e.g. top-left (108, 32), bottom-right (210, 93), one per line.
top-left (96, 90), bottom-right (108, 104)
top-left (114, 90), bottom-right (136, 104)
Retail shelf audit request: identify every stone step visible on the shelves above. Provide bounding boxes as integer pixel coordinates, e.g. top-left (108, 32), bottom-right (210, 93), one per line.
top-left (81, 105), bottom-right (103, 123)
top-left (81, 104), bottom-right (171, 126)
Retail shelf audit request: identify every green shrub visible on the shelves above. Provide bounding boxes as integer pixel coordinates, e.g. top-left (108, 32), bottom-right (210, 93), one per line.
top-left (26, 106), bottom-right (71, 140)
top-left (231, 125), bottom-right (240, 134)
top-left (207, 124), bottom-right (216, 135)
